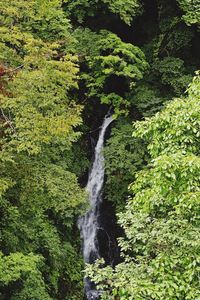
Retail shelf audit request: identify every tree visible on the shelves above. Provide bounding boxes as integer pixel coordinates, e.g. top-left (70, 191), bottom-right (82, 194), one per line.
top-left (0, 1), bottom-right (87, 299)
top-left (104, 119), bottom-right (147, 208)
top-left (64, 0), bottom-right (142, 25)
top-left (177, 0), bottom-right (200, 27)
top-left (72, 28), bottom-right (149, 115)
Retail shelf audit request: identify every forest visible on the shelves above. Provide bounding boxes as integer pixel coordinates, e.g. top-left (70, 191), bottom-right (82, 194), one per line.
top-left (0, 0), bottom-right (200, 299)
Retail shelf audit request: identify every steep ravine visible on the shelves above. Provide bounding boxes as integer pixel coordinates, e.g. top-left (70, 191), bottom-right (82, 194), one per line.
top-left (79, 114), bottom-right (120, 299)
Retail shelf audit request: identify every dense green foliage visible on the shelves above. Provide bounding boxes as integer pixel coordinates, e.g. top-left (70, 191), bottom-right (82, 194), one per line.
top-left (0, 0), bottom-right (199, 299)
top-left (177, 0), bottom-right (200, 27)
top-left (104, 120), bottom-right (147, 207)
top-left (64, 0), bottom-right (142, 25)
top-left (71, 28), bottom-right (148, 115)
top-left (0, 1), bottom-right (87, 299)
top-left (87, 72), bottom-right (200, 300)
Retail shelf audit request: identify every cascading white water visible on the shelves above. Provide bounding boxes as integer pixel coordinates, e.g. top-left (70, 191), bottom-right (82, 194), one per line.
top-left (79, 115), bottom-right (113, 300)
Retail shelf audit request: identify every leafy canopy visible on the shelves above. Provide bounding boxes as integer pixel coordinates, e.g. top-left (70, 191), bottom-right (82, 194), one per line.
top-left (73, 28), bottom-right (148, 115)
top-left (177, 0), bottom-right (200, 27)
top-left (0, 1), bottom-right (87, 299)
top-left (87, 73), bottom-right (200, 300)
top-left (64, 0), bottom-right (142, 24)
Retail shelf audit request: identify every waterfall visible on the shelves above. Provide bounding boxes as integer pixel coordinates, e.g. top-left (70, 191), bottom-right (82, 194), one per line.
top-left (79, 114), bottom-right (113, 300)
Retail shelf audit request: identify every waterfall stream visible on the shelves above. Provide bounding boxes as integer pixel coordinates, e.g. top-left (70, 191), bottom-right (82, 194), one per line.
top-left (79, 115), bottom-right (113, 300)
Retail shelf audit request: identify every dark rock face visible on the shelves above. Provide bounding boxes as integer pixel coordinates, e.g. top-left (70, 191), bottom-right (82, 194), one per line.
top-left (97, 197), bottom-right (122, 267)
